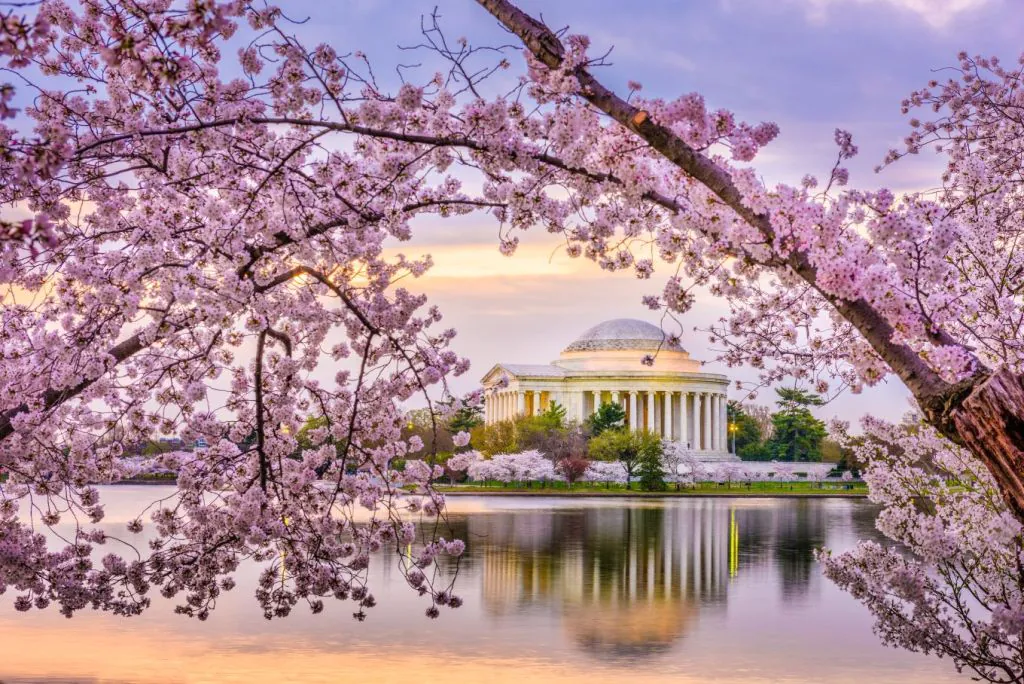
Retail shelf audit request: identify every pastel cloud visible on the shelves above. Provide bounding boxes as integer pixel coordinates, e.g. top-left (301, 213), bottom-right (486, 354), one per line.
top-left (798, 0), bottom-right (993, 27)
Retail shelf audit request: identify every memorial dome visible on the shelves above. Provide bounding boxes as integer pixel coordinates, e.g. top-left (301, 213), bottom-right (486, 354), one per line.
top-left (562, 318), bottom-right (685, 353)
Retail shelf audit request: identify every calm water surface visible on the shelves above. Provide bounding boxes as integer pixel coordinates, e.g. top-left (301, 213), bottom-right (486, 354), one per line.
top-left (1, 487), bottom-right (968, 683)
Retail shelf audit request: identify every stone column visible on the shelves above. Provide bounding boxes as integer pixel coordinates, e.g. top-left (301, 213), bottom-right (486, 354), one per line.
top-left (693, 393), bottom-right (701, 449)
top-left (720, 393), bottom-right (728, 452)
top-left (654, 392), bottom-right (661, 436)
top-left (629, 391), bottom-right (638, 431)
top-left (517, 391), bottom-right (526, 417)
top-left (703, 392), bottom-right (712, 451)
top-left (486, 392), bottom-right (493, 423)
top-left (664, 392), bottom-right (673, 441)
top-left (535, 391), bottom-right (543, 416)
top-left (680, 392), bottom-right (689, 448)
top-left (713, 393), bottom-right (720, 450)
top-left (646, 391), bottom-right (655, 433)
top-left (592, 390), bottom-right (601, 415)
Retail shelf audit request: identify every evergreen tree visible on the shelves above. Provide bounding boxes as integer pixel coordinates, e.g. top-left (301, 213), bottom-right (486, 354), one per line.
top-left (586, 402), bottom-right (626, 436)
top-left (766, 388), bottom-right (827, 462)
top-left (537, 401), bottom-right (567, 431)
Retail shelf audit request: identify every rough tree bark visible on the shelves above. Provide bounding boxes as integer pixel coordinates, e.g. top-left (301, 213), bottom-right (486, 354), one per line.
top-left (475, 0), bottom-right (1024, 525)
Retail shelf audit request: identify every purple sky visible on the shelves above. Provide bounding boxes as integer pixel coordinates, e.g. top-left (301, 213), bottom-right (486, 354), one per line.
top-left (298, 1), bottom-right (1020, 423)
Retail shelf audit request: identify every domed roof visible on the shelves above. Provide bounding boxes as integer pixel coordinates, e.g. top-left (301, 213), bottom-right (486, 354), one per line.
top-left (563, 318), bottom-right (684, 353)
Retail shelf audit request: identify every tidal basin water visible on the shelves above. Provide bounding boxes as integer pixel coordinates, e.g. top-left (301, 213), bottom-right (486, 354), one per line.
top-left (1, 487), bottom-right (969, 683)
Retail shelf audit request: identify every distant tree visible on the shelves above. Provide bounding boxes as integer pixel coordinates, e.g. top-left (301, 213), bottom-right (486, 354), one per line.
top-left (589, 429), bottom-right (661, 489)
top-left (537, 401), bottom-right (567, 430)
top-left (140, 440), bottom-right (176, 456)
top-left (819, 439), bottom-right (845, 464)
top-left (766, 388), bottom-right (827, 462)
top-left (447, 400), bottom-right (484, 436)
top-left (661, 444), bottom-right (685, 490)
top-left (586, 402), bottom-right (626, 437)
top-left (556, 455), bottom-right (591, 488)
top-left (738, 442), bottom-right (774, 461)
top-left (296, 415), bottom-right (330, 451)
top-left (402, 408), bottom-right (455, 457)
top-left (727, 401), bottom-right (763, 454)
top-left (637, 445), bottom-right (666, 491)
top-left (741, 403), bottom-right (775, 442)
top-left (470, 419), bottom-right (518, 456)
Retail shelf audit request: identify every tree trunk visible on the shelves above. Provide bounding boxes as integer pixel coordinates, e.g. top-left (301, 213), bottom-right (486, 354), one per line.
top-left (948, 367), bottom-right (1024, 524)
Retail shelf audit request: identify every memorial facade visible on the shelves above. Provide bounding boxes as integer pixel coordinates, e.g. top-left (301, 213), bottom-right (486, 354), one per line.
top-left (481, 319), bottom-right (735, 460)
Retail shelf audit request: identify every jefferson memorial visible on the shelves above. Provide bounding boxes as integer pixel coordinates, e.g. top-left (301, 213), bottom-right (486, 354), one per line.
top-left (481, 319), bottom-right (736, 461)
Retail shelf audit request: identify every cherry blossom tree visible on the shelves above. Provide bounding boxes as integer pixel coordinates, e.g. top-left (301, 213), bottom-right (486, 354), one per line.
top-left (465, 450), bottom-right (556, 484)
top-left (820, 419), bottom-right (1024, 682)
top-left (580, 460), bottom-right (627, 485)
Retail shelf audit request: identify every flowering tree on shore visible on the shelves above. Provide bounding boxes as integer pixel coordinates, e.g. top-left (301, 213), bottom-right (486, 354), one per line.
top-left (820, 419), bottom-right (1024, 682)
top-left (465, 450), bottom-right (556, 484)
top-left (580, 460), bottom-right (627, 485)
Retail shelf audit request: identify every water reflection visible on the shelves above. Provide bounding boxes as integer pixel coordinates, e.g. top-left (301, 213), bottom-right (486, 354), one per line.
top-left (0, 490), bottom-right (967, 684)
top-left (468, 500), bottom-right (821, 658)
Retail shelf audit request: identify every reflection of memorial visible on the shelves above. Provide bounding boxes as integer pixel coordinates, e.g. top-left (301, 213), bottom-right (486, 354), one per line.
top-left (476, 503), bottom-right (732, 657)
top-left (473, 500), bottom-right (827, 658)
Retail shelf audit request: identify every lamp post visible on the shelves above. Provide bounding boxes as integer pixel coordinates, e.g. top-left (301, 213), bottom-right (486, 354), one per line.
top-left (729, 422), bottom-right (737, 455)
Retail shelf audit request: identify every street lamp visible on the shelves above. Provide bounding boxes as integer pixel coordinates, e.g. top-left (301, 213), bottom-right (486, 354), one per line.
top-left (729, 422), bottom-right (737, 455)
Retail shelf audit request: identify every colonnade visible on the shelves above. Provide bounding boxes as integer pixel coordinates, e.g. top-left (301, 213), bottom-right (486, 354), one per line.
top-left (485, 387), bottom-right (729, 452)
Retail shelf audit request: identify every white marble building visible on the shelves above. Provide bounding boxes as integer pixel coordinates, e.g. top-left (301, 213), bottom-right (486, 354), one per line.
top-left (481, 319), bottom-right (736, 460)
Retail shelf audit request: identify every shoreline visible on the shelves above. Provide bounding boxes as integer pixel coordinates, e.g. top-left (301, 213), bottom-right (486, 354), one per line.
top-left (437, 488), bottom-right (868, 499)
top-left (109, 480), bottom-right (868, 499)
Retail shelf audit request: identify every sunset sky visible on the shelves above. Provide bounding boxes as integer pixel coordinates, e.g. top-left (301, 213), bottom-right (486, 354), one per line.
top-left (280, 0), bottom-right (1021, 425)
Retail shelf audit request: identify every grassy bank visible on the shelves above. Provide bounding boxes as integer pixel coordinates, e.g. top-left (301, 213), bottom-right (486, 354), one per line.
top-left (437, 481), bottom-right (868, 497)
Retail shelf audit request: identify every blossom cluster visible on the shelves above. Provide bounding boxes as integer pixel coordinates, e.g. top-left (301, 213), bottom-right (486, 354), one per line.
top-left (820, 417), bottom-right (1024, 679)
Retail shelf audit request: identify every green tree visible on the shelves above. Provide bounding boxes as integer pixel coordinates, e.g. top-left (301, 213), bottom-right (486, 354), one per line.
top-left (296, 415), bottom-right (329, 451)
top-left (586, 401), bottom-right (626, 437)
top-left (766, 388), bottom-right (827, 462)
top-left (447, 401), bottom-right (484, 435)
top-left (738, 442), bottom-right (773, 461)
top-left (637, 445), bottom-right (666, 491)
top-left (726, 401), bottom-right (763, 455)
top-left (537, 401), bottom-right (567, 430)
top-left (471, 419), bottom-right (518, 455)
top-left (589, 428), bottom-right (662, 489)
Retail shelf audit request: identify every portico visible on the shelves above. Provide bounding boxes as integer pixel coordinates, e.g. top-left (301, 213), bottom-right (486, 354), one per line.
top-left (481, 319), bottom-right (735, 460)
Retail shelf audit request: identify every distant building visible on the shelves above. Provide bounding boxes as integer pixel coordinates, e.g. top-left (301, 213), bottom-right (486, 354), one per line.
top-left (481, 318), bottom-right (734, 460)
